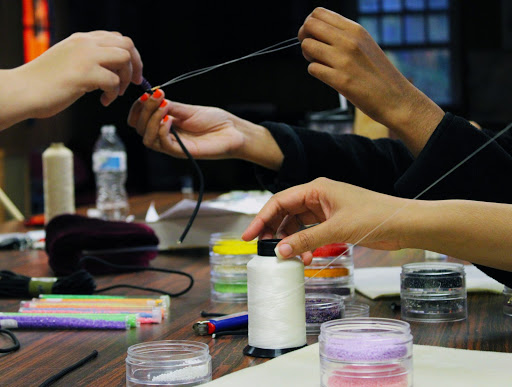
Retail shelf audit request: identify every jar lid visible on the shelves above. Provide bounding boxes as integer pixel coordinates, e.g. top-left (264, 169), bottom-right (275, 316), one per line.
top-left (257, 239), bottom-right (281, 256)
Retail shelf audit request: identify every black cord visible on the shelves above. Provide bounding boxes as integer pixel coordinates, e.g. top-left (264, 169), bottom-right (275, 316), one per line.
top-left (0, 329), bottom-right (20, 354)
top-left (170, 126), bottom-right (204, 244)
top-left (38, 350), bottom-right (98, 387)
top-left (200, 311), bottom-right (227, 318)
top-left (79, 256), bottom-right (194, 297)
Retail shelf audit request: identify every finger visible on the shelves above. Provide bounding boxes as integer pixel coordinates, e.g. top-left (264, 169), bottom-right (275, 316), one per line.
top-left (307, 62), bottom-right (347, 93)
top-left (166, 101), bottom-right (202, 120)
top-left (301, 14), bottom-right (342, 46)
top-left (142, 99), bottom-right (169, 148)
top-left (277, 212), bottom-right (321, 238)
top-left (90, 67), bottom-right (120, 107)
top-left (96, 46), bottom-right (133, 96)
top-left (301, 38), bottom-right (338, 67)
top-left (275, 221), bottom-right (335, 259)
top-left (136, 88), bottom-right (165, 133)
top-left (300, 251), bottom-right (314, 265)
top-left (95, 32), bottom-right (143, 84)
top-left (309, 7), bottom-right (353, 31)
top-left (127, 93), bottom-right (149, 129)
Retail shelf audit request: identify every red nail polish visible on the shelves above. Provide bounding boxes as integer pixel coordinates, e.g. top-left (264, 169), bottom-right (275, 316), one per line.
top-left (140, 93), bottom-right (149, 102)
top-left (160, 100), bottom-right (167, 108)
top-left (153, 89), bottom-right (162, 98)
top-left (163, 115), bottom-right (170, 123)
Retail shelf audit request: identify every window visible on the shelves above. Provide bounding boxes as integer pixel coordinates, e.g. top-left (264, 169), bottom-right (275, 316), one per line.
top-left (358, 0), bottom-right (455, 106)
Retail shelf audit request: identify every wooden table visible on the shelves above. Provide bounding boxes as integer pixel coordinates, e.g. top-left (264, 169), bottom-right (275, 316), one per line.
top-left (0, 192), bottom-right (511, 386)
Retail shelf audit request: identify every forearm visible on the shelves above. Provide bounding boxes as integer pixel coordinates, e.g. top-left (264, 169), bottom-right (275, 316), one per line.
top-left (0, 68), bottom-right (32, 130)
top-left (235, 118), bottom-right (284, 171)
top-left (401, 199), bottom-right (512, 271)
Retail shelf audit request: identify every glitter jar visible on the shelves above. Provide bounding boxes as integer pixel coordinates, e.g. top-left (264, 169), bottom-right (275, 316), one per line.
top-left (304, 243), bottom-right (354, 299)
top-left (319, 318), bottom-right (413, 387)
top-left (209, 232), bottom-right (257, 303)
top-left (400, 262), bottom-right (467, 322)
top-left (343, 302), bottom-right (370, 318)
top-left (503, 286), bottom-right (512, 316)
top-left (306, 293), bottom-right (345, 335)
top-left (126, 340), bottom-right (212, 386)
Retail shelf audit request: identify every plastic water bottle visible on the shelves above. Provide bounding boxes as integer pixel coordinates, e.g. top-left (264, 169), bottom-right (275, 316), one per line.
top-left (92, 125), bottom-right (129, 220)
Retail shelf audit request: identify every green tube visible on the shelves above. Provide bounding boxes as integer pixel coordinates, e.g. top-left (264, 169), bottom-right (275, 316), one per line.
top-left (0, 312), bottom-right (138, 328)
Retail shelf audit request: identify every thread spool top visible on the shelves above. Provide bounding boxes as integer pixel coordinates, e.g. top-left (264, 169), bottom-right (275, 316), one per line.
top-left (257, 239), bottom-right (281, 256)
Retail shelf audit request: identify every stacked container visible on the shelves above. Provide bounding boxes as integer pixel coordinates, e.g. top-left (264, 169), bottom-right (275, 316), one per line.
top-left (209, 232), bottom-right (257, 303)
top-left (304, 243), bottom-right (354, 299)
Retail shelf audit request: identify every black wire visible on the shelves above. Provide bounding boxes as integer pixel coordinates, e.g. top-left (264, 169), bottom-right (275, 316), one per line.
top-left (0, 329), bottom-right (20, 354)
top-left (170, 126), bottom-right (204, 244)
top-left (200, 311), bottom-right (227, 318)
top-left (38, 350), bottom-right (98, 387)
top-left (79, 256), bottom-right (194, 297)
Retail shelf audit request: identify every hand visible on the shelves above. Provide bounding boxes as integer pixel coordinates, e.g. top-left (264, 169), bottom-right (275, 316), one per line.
top-left (242, 177), bottom-right (410, 264)
top-left (19, 30), bottom-right (143, 118)
top-left (128, 90), bottom-right (284, 170)
top-left (298, 8), bottom-right (444, 156)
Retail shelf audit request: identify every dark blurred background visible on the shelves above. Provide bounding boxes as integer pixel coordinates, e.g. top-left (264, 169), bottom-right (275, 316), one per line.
top-left (1, 0), bottom-right (512, 216)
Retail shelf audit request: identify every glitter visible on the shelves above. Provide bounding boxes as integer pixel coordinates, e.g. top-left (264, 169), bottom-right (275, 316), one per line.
top-left (151, 363), bottom-right (209, 383)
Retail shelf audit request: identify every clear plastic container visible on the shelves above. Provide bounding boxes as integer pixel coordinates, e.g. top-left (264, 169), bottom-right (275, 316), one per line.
top-left (319, 318), bottom-right (413, 387)
top-left (304, 243), bottom-right (354, 299)
top-left (126, 341), bottom-right (211, 386)
top-left (306, 293), bottom-right (344, 335)
top-left (504, 286), bottom-right (512, 316)
top-left (209, 233), bottom-right (256, 303)
top-left (343, 302), bottom-right (370, 318)
top-left (400, 262), bottom-right (467, 322)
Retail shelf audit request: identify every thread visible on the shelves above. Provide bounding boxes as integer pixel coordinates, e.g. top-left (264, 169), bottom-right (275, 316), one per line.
top-left (245, 240), bottom-right (306, 356)
top-left (43, 143), bottom-right (75, 224)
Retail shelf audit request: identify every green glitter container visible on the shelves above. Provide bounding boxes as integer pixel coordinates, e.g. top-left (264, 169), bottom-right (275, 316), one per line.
top-left (209, 233), bottom-right (257, 303)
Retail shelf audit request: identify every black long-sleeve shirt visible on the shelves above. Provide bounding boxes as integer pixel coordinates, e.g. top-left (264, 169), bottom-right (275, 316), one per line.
top-left (254, 112), bottom-right (512, 286)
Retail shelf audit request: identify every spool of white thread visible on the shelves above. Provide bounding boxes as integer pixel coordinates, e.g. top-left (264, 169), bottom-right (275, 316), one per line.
top-left (43, 143), bottom-right (75, 224)
top-left (244, 239), bottom-right (306, 358)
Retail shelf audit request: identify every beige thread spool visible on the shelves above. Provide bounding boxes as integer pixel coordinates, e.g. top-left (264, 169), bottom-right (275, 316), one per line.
top-left (43, 143), bottom-right (75, 224)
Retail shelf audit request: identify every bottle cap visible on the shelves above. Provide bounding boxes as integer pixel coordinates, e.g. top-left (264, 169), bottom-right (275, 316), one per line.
top-left (101, 125), bottom-right (116, 134)
top-left (257, 239), bottom-right (281, 256)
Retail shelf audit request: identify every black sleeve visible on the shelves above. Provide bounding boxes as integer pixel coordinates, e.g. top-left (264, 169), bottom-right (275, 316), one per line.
top-left (254, 121), bottom-right (415, 194)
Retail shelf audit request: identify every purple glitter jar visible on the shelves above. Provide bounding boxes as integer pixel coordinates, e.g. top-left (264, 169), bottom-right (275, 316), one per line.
top-left (306, 293), bottom-right (344, 335)
top-left (319, 318), bottom-right (413, 387)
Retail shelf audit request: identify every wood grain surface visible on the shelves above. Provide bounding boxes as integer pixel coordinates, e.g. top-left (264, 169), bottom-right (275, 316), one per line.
top-left (0, 192), bottom-right (511, 386)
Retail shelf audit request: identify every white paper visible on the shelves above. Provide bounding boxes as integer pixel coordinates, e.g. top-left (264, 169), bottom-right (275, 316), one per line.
top-left (154, 191), bottom-right (273, 220)
top-left (204, 343), bottom-right (512, 387)
top-left (354, 265), bottom-right (504, 299)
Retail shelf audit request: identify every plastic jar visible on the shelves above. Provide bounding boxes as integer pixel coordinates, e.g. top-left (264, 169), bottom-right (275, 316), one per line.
top-left (209, 232), bottom-right (257, 303)
top-left (319, 318), bottom-right (413, 387)
top-left (400, 262), bottom-right (467, 322)
top-left (343, 301), bottom-right (370, 318)
top-left (306, 293), bottom-right (344, 335)
top-left (304, 243), bottom-right (354, 299)
top-left (126, 340), bottom-right (212, 386)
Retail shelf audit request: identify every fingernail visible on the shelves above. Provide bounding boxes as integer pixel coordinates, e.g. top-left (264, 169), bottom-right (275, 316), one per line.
top-left (163, 115), bottom-right (170, 123)
top-left (160, 100), bottom-right (167, 108)
top-left (140, 93), bottom-right (149, 102)
top-left (275, 243), bottom-right (293, 259)
top-left (153, 89), bottom-right (162, 98)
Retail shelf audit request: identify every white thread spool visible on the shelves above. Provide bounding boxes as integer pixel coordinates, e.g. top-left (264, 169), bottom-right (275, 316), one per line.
top-left (43, 143), bottom-right (75, 224)
top-left (244, 239), bottom-right (306, 358)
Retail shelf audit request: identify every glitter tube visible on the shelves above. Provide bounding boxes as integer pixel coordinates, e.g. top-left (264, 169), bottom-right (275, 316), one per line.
top-left (0, 316), bottom-right (130, 330)
top-left (1, 312), bottom-right (139, 328)
top-left (18, 306), bottom-right (163, 320)
top-left (39, 294), bottom-right (171, 308)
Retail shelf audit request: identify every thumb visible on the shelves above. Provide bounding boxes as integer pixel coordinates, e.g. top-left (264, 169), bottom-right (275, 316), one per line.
top-left (275, 221), bottom-right (335, 259)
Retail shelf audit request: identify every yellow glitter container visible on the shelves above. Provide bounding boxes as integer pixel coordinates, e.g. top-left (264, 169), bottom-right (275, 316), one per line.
top-left (209, 232), bottom-right (257, 303)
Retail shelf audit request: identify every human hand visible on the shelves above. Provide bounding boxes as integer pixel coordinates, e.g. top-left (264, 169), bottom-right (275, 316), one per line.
top-left (298, 8), bottom-right (444, 155)
top-left (128, 90), bottom-right (284, 170)
top-left (242, 177), bottom-right (410, 264)
top-left (19, 30), bottom-right (143, 118)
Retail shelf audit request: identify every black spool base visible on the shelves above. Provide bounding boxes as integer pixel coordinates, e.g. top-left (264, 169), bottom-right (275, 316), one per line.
top-left (243, 344), bottom-right (307, 359)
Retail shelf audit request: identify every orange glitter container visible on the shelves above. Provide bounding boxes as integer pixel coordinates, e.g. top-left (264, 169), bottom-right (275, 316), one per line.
top-left (304, 243), bottom-right (354, 299)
